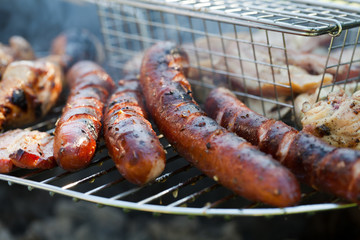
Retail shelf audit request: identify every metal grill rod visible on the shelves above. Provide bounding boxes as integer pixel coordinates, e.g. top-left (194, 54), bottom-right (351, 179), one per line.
top-left (203, 193), bottom-right (237, 210)
top-left (99, 5), bottom-right (341, 52)
top-left (294, 0), bottom-right (360, 14)
top-left (109, 161), bottom-right (192, 200)
top-left (167, 183), bottom-right (220, 207)
top-left (2, 173), bottom-right (357, 216)
top-left (61, 166), bottom-right (117, 190)
top-left (137, 173), bottom-right (206, 205)
top-left (241, 0), bottom-right (358, 21)
top-left (39, 155), bottom-right (110, 184)
top-left (84, 177), bottom-right (125, 195)
top-left (94, 0), bottom-right (345, 35)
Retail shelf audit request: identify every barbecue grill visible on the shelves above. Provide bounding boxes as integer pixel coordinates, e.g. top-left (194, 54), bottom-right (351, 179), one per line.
top-left (1, 0), bottom-right (360, 217)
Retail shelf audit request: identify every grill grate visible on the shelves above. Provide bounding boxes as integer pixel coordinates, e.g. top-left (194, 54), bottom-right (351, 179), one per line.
top-left (95, 0), bottom-right (360, 123)
top-left (0, 108), bottom-right (357, 217)
top-left (1, 0), bottom-right (360, 217)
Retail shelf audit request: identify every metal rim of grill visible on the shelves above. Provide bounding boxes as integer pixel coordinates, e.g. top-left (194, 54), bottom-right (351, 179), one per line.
top-left (88, 0), bottom-right (360, 36)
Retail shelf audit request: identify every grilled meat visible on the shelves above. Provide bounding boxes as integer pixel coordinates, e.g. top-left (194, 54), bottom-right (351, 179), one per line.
top-left (139, 42), bottom-right (301, 207)
top-left (123, 31), bottom-right (337, 97)
top-left (104, 78), bottom-right (166, 185)
top-left (205, 87), bottom-right (360, 203)
top-left (300, 87), bottom-right (360, 150)
top-left (0, 129), bottom-right (55, 173)
top-left (0, 60), bottom-right (63, 129)
top-left (54, 61), bottom-right (114, 171)
top-left (331, 46), bottom-right (360, 80)
top-left (202, 32), bottom-right (334, 97)
top-left (0, 36), bottom-right (35, 79)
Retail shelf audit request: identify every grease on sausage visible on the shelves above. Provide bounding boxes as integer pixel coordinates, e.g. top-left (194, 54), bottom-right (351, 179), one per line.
top-left (54, 61), bottom-right (114, 171)
top-left (104, 78), bottom-right (166, 185)
top-left (139, 42), bottom-right (300, 207)
top-left (205, 87), bottom-right (360, 203)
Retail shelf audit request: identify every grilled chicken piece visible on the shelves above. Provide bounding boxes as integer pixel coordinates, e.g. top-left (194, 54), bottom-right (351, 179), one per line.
top-left (0, 36), bottom-right (35, 79)
top-left (185, 31), bottom-right (332, 79)
top-left (221, 46), bottom-right (334, 97)
top-left (331, 46), bottom-right (360, 80)
top-left (204, 32), bottom-right (334, 97)
top-left (0, 60), bottom-right (63, 129)
top-left (257, 31), bottom-right (331, 53)
top-left (8, 36), bottom-right (36, 60)
top-left (285, 50), bottom-right (348, 81)
top-left (0, 30), bottom-right (105, 130)
top-left (0, 129), bottom-right (55, 173)
top-left (122, 32), bottom-right (335, 97)
top-left (182, 35), bottom-right (333, 97)
top-left (251, 32), bottom-right (348, 80)
top-left (295, 82), bottom-right (360, 126)
top-left (0, 45), bottom-right (14, 78)
top-left (300, 86), bottom-right (360, 150)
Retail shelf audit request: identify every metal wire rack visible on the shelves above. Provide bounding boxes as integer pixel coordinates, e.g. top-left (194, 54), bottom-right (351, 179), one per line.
top-left (92, 0), bottom-right (360, 123)
top-left (1, 0), bottom-right (360, 217)
top-left (0, 106), bottom-right (357, 217)
top-left (90, 0), bottom-right (360, 35)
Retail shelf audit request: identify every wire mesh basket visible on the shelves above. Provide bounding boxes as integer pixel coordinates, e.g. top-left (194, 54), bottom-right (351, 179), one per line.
top-left (95, 0), bottom-right (360, 124)
top-left (1, 0), bottom-right (360, 217)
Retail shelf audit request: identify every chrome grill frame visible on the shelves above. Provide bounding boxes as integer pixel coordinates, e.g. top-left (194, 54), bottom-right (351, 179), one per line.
top-left (94, 0), bottom-right (360, 125)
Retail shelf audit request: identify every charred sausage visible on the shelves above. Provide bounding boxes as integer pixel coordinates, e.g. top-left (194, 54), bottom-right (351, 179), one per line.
top-left (53, 61), bottom-right (115, 171)
top-left (139, 42), bottom-right (301, 207)
top-left (205, 87), bottom-right (360, 203)
top-left (104, 78), bottom-right (166, 185)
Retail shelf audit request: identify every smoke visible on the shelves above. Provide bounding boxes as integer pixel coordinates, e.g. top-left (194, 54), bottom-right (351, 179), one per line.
top-left (0, 0), bottom-right (102, 54)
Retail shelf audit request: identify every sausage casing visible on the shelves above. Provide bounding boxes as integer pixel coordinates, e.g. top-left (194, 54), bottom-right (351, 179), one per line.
top-left (53, 61), bottom-right (114, 171)
top-left (139, 42), bottom-right (300, 207)
top-left (205, 87), bottom-right (360, 203)
top-left (104, 79), bottom-right (166, 185)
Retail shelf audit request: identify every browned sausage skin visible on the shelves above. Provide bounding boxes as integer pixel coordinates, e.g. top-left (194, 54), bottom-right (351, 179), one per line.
top-left (205, 87), bottom-right (360, 203)
top-left (54, 61), bottom-right (115, 171)
top-left (104, 78), bottom-right (166, 185)
top-left (139, 42), bottom-right (300, 207)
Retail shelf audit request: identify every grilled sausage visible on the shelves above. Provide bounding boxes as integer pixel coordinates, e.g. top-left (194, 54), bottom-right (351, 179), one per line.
top-left (139, 42), bottom-right (301, 207)
top-left (104, 78), bottom-right (166, 185)
top-left (0, 129), bottom-right (55, 173)
top-left (53, 61), bottom-right (115, 171)
top-left (205, 87), bottom-right (360, 203)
